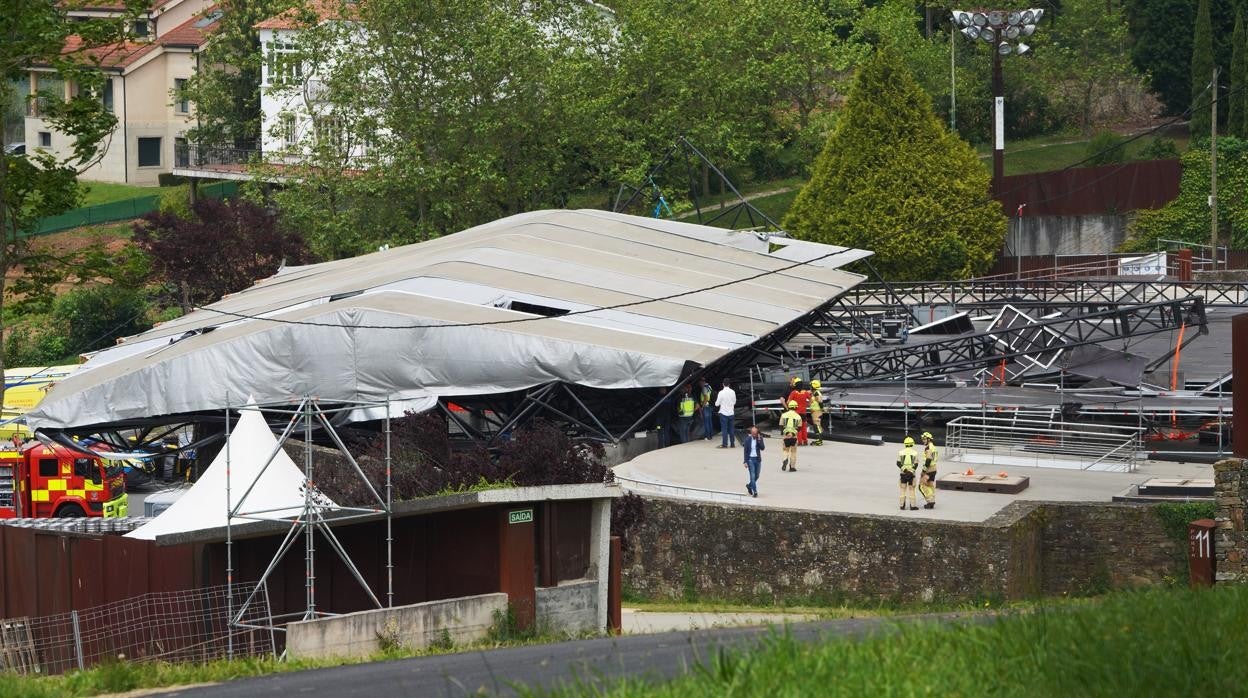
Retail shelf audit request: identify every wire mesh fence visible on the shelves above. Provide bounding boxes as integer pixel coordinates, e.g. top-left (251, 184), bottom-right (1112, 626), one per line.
top-left (0, 582), bottom-right (274, 675)
top-left (29, 180), bottom-right (240, 236)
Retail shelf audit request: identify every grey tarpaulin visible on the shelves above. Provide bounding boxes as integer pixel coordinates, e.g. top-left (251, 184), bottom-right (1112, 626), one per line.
top-left (28, 209), bottom-right (868, 430)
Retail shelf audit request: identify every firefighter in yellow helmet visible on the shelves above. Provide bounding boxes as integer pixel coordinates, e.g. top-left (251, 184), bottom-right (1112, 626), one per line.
top-left (918, 431), bottom-right (939, 509)
top-left (809, 379), bottom-right (824, 446)
top-left (897, 436), bottom-right (919, 510)
top-left (780, 400), bottom-right (802, 471)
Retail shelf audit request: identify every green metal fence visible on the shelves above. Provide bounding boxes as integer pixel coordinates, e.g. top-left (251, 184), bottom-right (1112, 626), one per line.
top-left (29, 180), bottom-right (240, 236)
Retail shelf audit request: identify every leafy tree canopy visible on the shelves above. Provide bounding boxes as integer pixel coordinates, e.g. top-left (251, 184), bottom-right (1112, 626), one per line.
top-left (0, 0), bottom-right (149, 401)
top-left (783, 48), bottom-right (1005, 281)
top-left (133, 197), bottom-right (312, 312)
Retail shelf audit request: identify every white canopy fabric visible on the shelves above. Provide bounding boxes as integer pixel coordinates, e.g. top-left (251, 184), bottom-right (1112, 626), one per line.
top-left (126, 402), bottom-right (328, 540)
top-left (30, 209), bottom-right (868, 430)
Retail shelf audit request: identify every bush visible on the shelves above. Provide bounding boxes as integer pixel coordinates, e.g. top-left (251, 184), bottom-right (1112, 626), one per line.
top-left (1139, 137), bottom-right (1180, 161)
top-left (157, 185), bottom-right (191, 219)
top-left (1084, 131), bottom-right (1128, 166)
top-left (51, 285), bottom-right (152, 355)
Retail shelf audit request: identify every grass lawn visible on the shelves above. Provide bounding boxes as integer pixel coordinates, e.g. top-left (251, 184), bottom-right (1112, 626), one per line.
top-left (976, 132), bottom-right (1190, 176)
top-left (544, 585), bottom-right (1245, 696)
top-left (78, 181), bottom-right (166, 207)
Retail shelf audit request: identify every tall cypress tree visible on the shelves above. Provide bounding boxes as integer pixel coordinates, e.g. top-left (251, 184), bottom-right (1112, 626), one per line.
top-left (1233, 8), bottom-right (1248, 137)
top-left (1191, 0), bottom-right (1215, 139)
top-left (782, 49), bottom-right (1005, 281)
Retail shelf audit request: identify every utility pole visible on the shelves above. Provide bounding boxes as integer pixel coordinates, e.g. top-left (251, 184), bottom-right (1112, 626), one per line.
top-left (1211, 66), bottom-right (1220, 249)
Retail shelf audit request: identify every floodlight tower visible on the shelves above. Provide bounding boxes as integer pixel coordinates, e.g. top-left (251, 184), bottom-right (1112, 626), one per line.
top-left (952, 8), bottom-right (1043, 196)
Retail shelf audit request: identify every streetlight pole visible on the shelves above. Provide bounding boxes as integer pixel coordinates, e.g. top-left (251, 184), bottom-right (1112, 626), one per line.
top-left (952, 8), bottom-right (1044, 197)
top-left (992, 45), bottom-right (1004, 195)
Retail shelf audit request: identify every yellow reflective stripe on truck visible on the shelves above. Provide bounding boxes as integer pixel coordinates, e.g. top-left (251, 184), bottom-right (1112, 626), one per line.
top-left (47, 479), bottom-right (67, 491)
top-left (83, 479), bottom-right (104, 492)
top-left (31, 489), bottom-right (49, 502)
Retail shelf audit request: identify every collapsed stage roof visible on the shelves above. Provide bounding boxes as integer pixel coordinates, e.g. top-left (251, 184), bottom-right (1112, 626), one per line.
top-left (29, 209), bottom-right (869, 431)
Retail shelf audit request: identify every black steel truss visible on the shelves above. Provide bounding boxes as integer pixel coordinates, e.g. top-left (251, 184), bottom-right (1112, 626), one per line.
top-left (806, 297), bottom-right (1208, 383)
top-left (839, 279), bottom-right (1248, 313)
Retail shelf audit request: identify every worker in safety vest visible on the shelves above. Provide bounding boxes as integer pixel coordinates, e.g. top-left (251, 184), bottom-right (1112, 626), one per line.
top-left (786, 379), bottom-right (812, 446)
top-left (676, 385), bottom-right (697, 444)
top-left (809, 379), bottom-right (825, 446)
top-left (780, 400), bottom-right (802, 471)
top-left (698, 378), bottom-right (715, 440)
top-left (897, 436), bottom-right (919, 511)
top-left (918, 431), bottom-right (939, 509)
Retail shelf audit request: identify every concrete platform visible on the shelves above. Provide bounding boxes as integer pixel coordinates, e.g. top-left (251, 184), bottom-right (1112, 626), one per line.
top-left (612, 438), bottom-right (1213, 523)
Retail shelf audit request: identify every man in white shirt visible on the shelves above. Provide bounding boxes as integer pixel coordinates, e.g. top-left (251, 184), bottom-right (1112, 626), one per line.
top-left (715, 380), bottom-right (737, 448)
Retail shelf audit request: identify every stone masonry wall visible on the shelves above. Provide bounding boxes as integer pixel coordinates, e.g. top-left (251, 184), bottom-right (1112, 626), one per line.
top-left (624, 497), bottom-right (1183, 604)
top-left (1215, 458), bottom-right (1248, 583)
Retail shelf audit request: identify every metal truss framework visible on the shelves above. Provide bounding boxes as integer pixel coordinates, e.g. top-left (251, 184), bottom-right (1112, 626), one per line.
top-left (805, 297), bottom-right (1208, 383)
top-left (226, 398), bottom-right (393, 654)
top-left (839, 279), bottom-right (1248, 314)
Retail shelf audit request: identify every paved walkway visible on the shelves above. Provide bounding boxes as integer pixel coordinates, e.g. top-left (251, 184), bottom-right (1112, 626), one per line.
top-left (613, 438), bottom-right (1213, 522)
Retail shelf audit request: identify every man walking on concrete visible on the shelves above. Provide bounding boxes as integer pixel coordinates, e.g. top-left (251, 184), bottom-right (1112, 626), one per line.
top-left (715, 380), bottom-right (737, 448)
top-left (698, 377), bottom-right (715, 440)
top-left (676, 385), bottom-right (696, 444)
top-left (742, 425), bottom-right (764, 497)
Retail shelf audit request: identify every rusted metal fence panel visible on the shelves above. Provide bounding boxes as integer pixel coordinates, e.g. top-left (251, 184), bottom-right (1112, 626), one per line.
top-left (997, 159), bottom-right (1181, 217)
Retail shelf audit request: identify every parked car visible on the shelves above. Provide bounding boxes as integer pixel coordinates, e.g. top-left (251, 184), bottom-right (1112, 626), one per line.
top-left (3, 143), bottom-right (26, 156)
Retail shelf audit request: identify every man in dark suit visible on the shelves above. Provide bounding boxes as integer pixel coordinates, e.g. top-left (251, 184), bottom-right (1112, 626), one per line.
top-left (742, 425), bottom-right (765, 497)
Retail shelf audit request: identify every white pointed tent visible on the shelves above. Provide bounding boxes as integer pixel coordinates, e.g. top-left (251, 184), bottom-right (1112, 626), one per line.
top-left (127, 403), bottom-right (328, 540)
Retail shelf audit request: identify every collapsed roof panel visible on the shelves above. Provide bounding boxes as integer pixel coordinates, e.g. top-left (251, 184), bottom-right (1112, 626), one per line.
top-left (29, 210), bottom-right (868, 431)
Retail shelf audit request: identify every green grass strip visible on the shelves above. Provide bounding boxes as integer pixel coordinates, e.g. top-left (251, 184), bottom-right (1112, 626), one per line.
top-left (541, 585), bottom-right (1245, 697)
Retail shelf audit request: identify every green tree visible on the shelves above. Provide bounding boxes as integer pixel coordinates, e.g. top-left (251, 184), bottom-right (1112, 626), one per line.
top-left (1, 0), bottom-right (148, 405)
top-left (1231, 8), bottom-right (1248, 138)
top-left (263, 0), bottom-right (617, 255)
top-left (1038, 0), bottom-right (1146, 135)
top-left (183, 0), bottom-right (291, 148)
top-left (1125, 0), bottom-right (1195, 117)
top-left (783, 49), bottom-right (1005, 281)
top-left (1191, 0), bottom-right (1215, 139)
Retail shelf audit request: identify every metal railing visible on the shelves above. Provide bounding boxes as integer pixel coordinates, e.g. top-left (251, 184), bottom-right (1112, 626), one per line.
top-left (944, 415), bottom-right (1142, 472)
top-left (174, 142), bottom-right (261, 172)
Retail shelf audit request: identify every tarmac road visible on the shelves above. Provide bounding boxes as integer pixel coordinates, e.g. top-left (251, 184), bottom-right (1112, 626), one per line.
top-left (156, 614), bottom-right (984, 697)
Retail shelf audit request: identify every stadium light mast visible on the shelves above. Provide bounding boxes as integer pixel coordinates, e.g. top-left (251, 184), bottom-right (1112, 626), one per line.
top-left (951, 8), bottom-right (1043, 196)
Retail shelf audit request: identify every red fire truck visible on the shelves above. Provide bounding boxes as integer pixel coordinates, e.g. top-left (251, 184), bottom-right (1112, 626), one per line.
top-left (0, 442), bottom-right (128, 518)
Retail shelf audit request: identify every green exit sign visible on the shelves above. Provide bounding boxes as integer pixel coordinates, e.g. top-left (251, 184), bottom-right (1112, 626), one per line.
top-left (508, 509), bottom-right (534, 525)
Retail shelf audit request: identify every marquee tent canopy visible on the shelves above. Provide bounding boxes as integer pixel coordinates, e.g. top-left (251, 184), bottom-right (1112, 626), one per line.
top-left (28, 209), bottom-right (868, 432)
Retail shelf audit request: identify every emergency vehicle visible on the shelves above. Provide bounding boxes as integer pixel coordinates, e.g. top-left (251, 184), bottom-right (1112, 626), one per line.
top-left (0, 442), bottom-right (128, 518)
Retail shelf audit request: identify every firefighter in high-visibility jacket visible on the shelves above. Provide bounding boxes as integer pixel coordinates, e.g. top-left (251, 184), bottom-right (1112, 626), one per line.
top-left (780, 400), bottom-right (802, 471)
top-left (809, 379), bottom-right (825, 446)
top-left (918, 431), bottom-right (938, 509)
top-left (897, 436), bottom-right (919, 510)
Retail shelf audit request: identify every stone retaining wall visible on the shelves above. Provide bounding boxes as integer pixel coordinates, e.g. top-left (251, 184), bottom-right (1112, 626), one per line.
top-left (1215, 458), bottom-right (1248, 583)
top-left (624, 497), bottom-right (1183, 603)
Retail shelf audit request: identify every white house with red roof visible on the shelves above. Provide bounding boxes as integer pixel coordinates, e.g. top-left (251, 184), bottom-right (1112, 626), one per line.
top-left (22, 0), bottom-right (219, 184)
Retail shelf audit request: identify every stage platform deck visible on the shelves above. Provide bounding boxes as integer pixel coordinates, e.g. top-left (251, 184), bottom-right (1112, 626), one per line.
top-left (612, 437), bottom-right (1213, 522)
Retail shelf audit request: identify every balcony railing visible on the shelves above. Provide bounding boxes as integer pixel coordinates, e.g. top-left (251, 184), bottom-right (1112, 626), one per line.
top-left (174, 142), bottom-right (261, 172)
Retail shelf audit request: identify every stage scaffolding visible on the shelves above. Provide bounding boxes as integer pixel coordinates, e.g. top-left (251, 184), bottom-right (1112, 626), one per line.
top-left (223, 397), bottom-right (393, 656)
